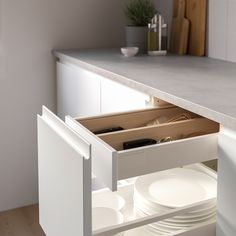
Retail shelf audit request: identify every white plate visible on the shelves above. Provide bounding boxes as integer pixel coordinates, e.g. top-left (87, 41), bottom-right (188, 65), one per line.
top-left (144, 224), bottom-right (170, 235)
top-left (134, 168), bottom-right (217, 208)
top-left (135, 208), bottom-right (216, 236)
top-left (93, 191), bottom-right (125, 211)
top-left (135, 209), bottom-right (178, 234)
top-left (92, 207), bottom-right (124, 231)
top-left (134, 199), bottom-right (216, 218)
top-left (135, 207), bottom-right (215, 227)
top-left (142, 226), bottom-right (165, 235)
top-left (134, 193), bottom-right (216, 214)
top-left (164, 211), bottom-right (216, 224)
top-left (157, 213), bottom-right (216, 227)
top-left (152, 215), bottom-right (216, 232)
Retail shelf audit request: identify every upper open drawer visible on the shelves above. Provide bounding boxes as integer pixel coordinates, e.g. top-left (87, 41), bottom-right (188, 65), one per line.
top-left (66, 107), bottom-right (219, 191)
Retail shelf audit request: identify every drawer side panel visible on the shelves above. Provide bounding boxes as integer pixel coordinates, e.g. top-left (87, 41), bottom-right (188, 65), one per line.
top-left (66, 116), bottom-right (118, 191)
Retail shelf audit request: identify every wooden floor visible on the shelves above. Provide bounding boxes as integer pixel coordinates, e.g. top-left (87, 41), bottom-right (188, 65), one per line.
top-left (0, 205), bottom-right (45, 236)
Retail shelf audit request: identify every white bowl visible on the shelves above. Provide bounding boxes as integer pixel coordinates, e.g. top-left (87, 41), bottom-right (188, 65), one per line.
top-left (92, 207), bottom-right (124, 235)
top-left (121, 47), bottom-right (139, 57)
top-left (92, 191), bottom-right (125, 211)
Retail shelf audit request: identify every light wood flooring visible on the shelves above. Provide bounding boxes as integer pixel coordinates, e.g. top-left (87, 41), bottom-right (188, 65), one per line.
top-left (0, 205), bottom-right (45, 236)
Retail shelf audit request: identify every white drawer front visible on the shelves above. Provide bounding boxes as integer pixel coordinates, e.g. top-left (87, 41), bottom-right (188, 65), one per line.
top-left (117, 133), bottom-right (218, 180)
top-left (38, 106), bottom-right (92, 236)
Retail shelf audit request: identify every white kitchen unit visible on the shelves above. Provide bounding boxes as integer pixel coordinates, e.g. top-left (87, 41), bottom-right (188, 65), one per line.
top-left (57, 61), bottom-right (149, 119)
top-left (38, 49), bottom-right (236, 236)
top-left (100, 77), bottom-right (149, 114)
top-left (57, 62), bottom-right (101, 119)
top-left (38, 106), bottom-right (218, 236)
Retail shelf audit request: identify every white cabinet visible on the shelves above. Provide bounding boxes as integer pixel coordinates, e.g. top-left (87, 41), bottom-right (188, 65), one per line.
top-left (57, 62), bottom-right (101, 119)
top-left (57, 62), bottom-right (149, 119)
top-left (38, 106), bottom-right (219, 236)
top-left (101, 78), bottom-right (149, 114)
top-left (43, 62), bottom-right (221, 236)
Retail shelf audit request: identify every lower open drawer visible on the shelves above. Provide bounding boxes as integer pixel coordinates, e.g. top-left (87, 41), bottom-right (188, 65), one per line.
top-left (66, 107), bottom-right (219, 191)
top-left (92, 163), bottom-right (217, 236)
top-left (38, 106), bottom-right (218, 236)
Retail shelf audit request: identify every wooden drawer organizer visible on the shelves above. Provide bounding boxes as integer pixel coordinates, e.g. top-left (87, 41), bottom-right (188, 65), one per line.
top-left (66, 106), bottom-right (219, 191)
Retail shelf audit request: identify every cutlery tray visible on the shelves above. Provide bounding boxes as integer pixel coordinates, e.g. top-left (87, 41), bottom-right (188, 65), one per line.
top-left (66, 106), bottom-right (219, 191)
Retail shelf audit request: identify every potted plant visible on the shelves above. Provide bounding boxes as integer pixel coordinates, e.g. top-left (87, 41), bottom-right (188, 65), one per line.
top-left (124, 0), bottom-right (156, 54)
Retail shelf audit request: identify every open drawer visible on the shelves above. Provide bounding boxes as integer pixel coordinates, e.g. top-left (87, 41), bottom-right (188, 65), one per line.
top-left (65, 107), bottom-right (219, 191)
top-left (92, 163), bottom-right (217, 236)
top-left (37, 106), bottom-right (218, 236)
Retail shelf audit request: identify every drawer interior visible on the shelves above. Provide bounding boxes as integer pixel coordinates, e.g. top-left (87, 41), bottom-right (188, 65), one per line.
top-left (92, 164), bottom-right (217, 236)
top-left (74, 106), bottom-right (219, 190)
top-left (98, 118), bottom-right (219, 151)
top-left (78, 107), bottom-right (199, 133)
top-left (77, 107), bottom-right (219, 152)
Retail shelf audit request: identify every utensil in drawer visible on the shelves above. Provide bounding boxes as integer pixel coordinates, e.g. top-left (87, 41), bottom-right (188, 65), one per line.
top-left (146, 116), bottom-right (168, 126)
top-left (94, 126), bottom-right (124, 135)
top-left (167, 113), bottom-right (192, 123)
top-left (146, 113), bottom-right (192, 126)
top-left (123, 139), bottom-right (158, 150)
top-left (160, 137), bottom-right (172, 143)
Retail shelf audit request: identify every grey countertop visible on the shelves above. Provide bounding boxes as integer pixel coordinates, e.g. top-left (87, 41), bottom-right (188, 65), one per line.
top-left (54, 48), bottom-right (236, 129)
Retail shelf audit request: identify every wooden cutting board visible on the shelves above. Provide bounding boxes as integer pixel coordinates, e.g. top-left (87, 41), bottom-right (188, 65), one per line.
top-left (173, 0), bottom-right (207, 56)
top-left (170, 0), bottom-right (190, 55)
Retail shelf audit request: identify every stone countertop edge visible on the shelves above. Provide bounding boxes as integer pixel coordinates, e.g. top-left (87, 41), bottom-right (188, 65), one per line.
top-left (53, 49), bottom-right (236, 130)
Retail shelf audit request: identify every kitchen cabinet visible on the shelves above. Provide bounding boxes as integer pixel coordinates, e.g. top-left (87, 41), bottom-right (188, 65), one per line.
top-left (38, 106), bottom-right (218, 236)
top-left (57, 62), bottom-right (101, 119)
top-left (101, 78), bottom-right (148, 114)
top-left (41, 49), bottom-right (236, 236)
top-left (57, 62), bottom-right (149, 119)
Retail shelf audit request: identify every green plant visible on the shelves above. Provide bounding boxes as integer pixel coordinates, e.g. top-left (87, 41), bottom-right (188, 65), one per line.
top-left (124, 0), bottom-right (156, 26)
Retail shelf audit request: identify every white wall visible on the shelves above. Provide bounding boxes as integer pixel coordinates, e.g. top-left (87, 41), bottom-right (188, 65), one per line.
top-left (208, 0), bottom-right (236, 62)
top-left (0, 0), bottom-right (125, 212)
top-left (154, 0), bottom-right (236, 62)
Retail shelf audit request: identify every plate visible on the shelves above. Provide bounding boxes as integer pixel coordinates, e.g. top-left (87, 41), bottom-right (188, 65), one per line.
top-left (134, 199), bottom-right (216, 220)
top-left (152, 214), bottom-right (216, 231)
top-left (134, 168), bottom-right (217, 208)
top-left (134, 194), bottom-right (216, 217)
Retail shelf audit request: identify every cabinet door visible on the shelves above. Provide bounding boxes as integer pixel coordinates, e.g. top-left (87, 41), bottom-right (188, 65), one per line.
top-left (38, 106), bottom-right (91, 236)
top-left (101, 78), bottom-right (149, 114)
top-left (57, 62), bottom-right (101, 119)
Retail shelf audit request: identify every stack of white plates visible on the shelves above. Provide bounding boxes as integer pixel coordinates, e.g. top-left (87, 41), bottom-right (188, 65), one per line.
top-left (133, 168), bottom-right (217, 235)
